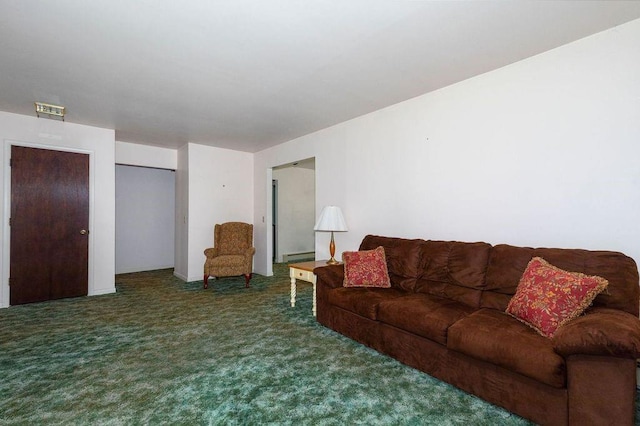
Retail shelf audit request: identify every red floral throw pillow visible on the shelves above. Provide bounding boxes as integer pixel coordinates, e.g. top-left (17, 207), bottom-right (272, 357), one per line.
top-left (342, 246), bottom-right (391, 288)
top-left (506, 257), bottom-right (608, 338)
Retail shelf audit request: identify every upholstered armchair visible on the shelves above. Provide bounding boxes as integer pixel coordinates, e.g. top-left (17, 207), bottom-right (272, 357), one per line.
top-left (203, 222), bottom-right (255, 289)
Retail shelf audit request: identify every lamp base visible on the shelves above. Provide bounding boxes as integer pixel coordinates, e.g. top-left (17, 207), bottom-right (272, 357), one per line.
top-left (326, 231), bottom-right (340, 265)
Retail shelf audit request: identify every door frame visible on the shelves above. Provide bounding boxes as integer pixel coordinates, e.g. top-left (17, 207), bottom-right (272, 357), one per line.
top-left (272, 179), bottom-right (278, 263)
top-left (267, 158), bottom-right (316, 272)
top-left (2, 140), bottom-right (95, 308)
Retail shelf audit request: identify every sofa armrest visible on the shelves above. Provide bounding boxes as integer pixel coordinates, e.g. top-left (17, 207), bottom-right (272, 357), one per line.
top-left (204, 247), bottom-right (218, 258)
top-left (314, 264), bottom-right (344, 289)
top-left (552, 308), bottom-right (640, 359)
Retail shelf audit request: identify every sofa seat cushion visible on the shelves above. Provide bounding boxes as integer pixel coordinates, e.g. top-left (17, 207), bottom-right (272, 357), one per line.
top-left (326, 287), bottom-right (406, 320)
top-left (377, 293), bottom-right (476, 345)
top-left (448, 308), bottom-right (566, 388)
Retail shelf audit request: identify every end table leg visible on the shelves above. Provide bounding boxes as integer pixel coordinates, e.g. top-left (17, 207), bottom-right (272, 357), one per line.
top-left (290, 276), bottom-right (296, 307)
top-left (312, 282), bottom-right (317, 317)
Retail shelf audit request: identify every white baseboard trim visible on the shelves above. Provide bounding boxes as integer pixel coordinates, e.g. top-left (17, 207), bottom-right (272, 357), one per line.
top-left (90, 288), bottom-right (116, 296)
top-left (116, 265), bottom-right (174, 274)
top-left (175, 272), bottom-right (207, 283)
top-left (282, 251), bottom-right (315, 262)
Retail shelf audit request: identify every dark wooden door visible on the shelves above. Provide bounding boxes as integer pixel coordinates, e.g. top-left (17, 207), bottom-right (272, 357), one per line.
top-left (10, 146), bottom-right (89, 305)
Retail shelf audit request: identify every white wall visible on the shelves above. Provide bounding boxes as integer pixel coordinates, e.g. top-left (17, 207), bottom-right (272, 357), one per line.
top-left (273, 165), bottom-right (315, 262)
top-left (115, 165), bottom-right (175, 273)
top-left (181, 143), bottom-right (253, 282)
top-left (174, 144), bottom-right (189, 280)
top-left (0, 111), bottom-right (116, 307)
top-left (254, 18), bottom-right (640, 275)
top-left (115, 141), bottom-right (177, 170)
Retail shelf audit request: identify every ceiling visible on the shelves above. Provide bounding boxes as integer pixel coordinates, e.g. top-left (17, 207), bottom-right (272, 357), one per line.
top-left (1, 1), bottom-right (640, 153)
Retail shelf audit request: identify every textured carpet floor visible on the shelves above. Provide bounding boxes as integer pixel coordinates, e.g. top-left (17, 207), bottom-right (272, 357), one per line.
top-left (0, 264), bottom-right (632, 425)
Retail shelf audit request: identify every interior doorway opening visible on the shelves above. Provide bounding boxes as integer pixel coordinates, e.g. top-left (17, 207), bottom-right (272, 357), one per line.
top-left (271, 158), bottom-right (316, 264)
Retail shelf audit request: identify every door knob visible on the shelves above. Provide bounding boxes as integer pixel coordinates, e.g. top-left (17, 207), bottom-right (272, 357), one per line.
top-left (80, 229), bottom-right (88, 235)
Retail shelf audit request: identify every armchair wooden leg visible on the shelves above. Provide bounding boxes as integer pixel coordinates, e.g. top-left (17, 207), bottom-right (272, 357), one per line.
top-left (244, 273), bottom-right (252, 288)
top-left (204, 274), bottom-right (209, 289)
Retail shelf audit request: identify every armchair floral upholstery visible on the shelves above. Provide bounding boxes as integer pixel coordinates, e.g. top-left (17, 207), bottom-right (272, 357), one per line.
top-left (203, 222), bottom-right (255, 289)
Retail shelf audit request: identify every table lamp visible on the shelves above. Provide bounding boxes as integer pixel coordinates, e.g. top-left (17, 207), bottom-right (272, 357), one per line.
top-left (314, 206), bottom-right (348, 265)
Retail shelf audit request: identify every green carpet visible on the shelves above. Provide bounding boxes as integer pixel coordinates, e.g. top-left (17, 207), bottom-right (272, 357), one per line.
top-left (0, 264), bottom-right (624, 425)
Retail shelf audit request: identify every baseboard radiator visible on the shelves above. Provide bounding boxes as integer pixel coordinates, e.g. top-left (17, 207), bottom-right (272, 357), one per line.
top-left (282, 251), bottom-right (315, 262)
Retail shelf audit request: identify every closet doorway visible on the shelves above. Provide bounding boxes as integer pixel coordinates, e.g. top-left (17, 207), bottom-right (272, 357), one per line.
top-left (115, 165), bottom-right (175, 274)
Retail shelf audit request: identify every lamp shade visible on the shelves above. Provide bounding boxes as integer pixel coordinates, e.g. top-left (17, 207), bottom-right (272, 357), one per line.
top-left (314, 206), bottom-right (348, 232)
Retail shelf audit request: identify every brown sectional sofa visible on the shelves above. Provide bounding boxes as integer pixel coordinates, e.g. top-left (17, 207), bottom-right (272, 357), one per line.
top-left (315, 235), bottom-right (640, 425)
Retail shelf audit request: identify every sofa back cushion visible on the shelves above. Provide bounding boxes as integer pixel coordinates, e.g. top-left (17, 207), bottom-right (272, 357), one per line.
top-left (482, 244), bottom-right (639, 316)
top-left (359, 235), bottom-right (425, 292)
top-left (414, 241), bottom-right (492, 308)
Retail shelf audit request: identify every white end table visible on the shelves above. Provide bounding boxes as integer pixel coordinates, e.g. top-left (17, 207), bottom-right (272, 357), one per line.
top-left (288, 260), bottom-right (334, 317)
